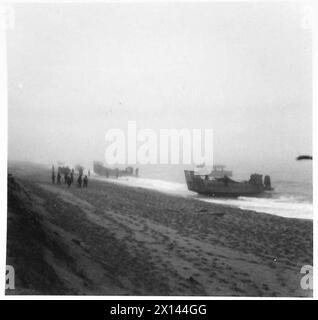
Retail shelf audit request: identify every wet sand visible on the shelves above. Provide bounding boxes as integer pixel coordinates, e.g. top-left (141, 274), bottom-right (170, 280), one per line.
top-left (6, 162), bottom-right (313, 296)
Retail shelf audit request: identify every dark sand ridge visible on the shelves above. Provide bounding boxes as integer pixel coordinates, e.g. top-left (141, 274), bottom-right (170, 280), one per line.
top-left (6, 162), bottom-right (313, 296)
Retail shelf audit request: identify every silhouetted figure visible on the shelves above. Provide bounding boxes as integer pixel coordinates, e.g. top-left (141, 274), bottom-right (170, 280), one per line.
top-left (57, 172), bottom-right (61, 184)
top-left (83, 175), bottom-right (88, 188)
top-left (77, 175), bottom-right (82, 188)
top-left (66, 175), bottom-right (72, 188)
top-left (70, 171), bottom-right (74, 184)
top-left (64, 173), bottom-right (68, 184)
top-left (51, 165), bottom-right (55, 184)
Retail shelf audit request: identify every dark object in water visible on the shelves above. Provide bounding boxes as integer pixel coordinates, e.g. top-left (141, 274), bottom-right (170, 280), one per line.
top-left (93, 161), bottom-right (139, 178)
top-left (296, 155), bottom-right (312, 161)
top-left (184, 166), bottom-right (273, 197)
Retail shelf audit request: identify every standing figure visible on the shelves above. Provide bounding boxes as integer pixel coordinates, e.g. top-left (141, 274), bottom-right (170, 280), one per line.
top-left (70, 170), bottom-right (74, 184)
top-left (66, 175), bottom-right (72, 188)
top-left (57, 172), bottom-right (61, 184)
top-left (83, 175), bottom-right (88, 188)
top-left (77, 175), bottom-right (82, 188)
top-left (51, 171), bottom-right (55, 184)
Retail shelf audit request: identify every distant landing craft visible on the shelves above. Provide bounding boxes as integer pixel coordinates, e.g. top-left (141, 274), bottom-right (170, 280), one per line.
top-left (93, 161), bottom-right (139, 178)
top-left (185, 165), bottom-right (273, 197)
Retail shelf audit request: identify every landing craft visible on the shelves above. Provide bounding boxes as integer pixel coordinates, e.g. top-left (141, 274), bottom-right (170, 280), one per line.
top-left (185, 165), bottom-right (273, 197)
top-left (93, 161), bottom-right (139, 178)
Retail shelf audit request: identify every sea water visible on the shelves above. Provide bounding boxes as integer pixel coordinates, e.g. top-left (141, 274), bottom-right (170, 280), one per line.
top-left (93, 164), bottom-right (313, 220)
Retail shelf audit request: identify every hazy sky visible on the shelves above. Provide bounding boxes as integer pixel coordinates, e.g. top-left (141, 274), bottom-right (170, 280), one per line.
top-left (7, 2), bottom-right (312, 178)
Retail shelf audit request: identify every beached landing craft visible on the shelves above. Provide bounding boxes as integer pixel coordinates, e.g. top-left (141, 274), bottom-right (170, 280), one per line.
top-left (184, 165), bottom-right (273, 197)
top-left (93, 161), bottom-right (139, 178)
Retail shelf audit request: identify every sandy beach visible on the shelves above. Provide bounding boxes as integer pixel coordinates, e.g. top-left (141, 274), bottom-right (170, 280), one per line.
top-left (6, 162), bottom-right (313, 296)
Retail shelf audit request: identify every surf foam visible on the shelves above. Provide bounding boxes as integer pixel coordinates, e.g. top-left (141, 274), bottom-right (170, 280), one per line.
top-left (92, 175), bottom-right (313, 220)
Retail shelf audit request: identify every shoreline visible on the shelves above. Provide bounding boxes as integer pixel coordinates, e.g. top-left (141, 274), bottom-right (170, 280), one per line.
top-left (92, 174), bottom-right (313, 221)
top-left (6, 162), bottom-right (313, 296)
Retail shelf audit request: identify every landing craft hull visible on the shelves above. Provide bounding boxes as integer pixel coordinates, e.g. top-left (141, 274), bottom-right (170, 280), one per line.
top-left (93, 161), bottom-right (137, 177)
top-left (184, 170), bottom-right (267, 197)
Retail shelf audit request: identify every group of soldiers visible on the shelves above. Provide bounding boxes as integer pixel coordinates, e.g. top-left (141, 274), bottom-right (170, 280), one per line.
top-left (51, 166), bottom-right (90, 188)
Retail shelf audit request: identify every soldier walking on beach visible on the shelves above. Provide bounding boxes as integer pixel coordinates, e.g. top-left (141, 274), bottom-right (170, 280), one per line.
top-left (64, 173), bottom-right (68, 184)
top-left (83, 175), bottom-right (88, 188)
top-left (51, 170), bottom-right (55, 184)
top-left (77, 174), bottom-right (82, 188)
top-left (57, 172), bottom-right (61, 184)
top-left (66, 175), bottom-right (72, 188)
